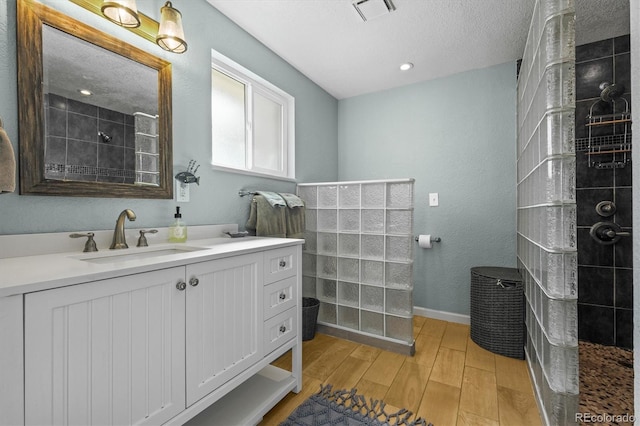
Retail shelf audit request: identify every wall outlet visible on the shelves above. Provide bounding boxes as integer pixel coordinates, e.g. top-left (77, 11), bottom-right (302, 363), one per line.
top-left (177, 182), bottom-right (190, 202)
top-left (429, 192), bottom-right (439, 207)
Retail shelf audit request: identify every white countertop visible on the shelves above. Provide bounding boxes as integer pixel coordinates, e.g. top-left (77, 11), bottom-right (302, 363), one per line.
top-left (0, 236), bottom-right (303, 297)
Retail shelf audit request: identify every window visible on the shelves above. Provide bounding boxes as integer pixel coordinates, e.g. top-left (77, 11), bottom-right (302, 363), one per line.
top-left (211, 49), bottom-right (295, 180)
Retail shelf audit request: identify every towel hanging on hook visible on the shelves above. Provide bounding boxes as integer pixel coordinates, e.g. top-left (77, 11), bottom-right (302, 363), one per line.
top-left (0, 116), bottom-right (17, 194)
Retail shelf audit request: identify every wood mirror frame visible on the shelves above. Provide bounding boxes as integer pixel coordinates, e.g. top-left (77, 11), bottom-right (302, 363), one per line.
top-left (17, 0), bottom-right (173, 199)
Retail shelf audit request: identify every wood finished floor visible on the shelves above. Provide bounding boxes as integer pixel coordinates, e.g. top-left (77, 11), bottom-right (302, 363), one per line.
top-left (259, 316), bottom-right (542, 426)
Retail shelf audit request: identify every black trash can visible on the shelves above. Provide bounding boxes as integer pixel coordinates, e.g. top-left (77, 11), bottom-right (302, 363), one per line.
top-left (302, 297), bottom-right (320, 341)
top-left (470, 267), bottom-right (524, 359)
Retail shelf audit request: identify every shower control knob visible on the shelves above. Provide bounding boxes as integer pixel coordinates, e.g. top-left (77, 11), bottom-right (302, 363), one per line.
top-left (589, 221), bottom-right (630, 245)
top-left (595, 201), bottom-right (616, 217)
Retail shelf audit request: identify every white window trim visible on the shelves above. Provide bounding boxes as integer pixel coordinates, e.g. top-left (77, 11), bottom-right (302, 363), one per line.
top-left (211, 49), bottom-right (295, 180)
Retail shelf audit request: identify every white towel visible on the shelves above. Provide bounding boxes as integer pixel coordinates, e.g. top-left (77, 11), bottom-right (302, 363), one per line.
top-left (0, 127), bottom-right (16, 194)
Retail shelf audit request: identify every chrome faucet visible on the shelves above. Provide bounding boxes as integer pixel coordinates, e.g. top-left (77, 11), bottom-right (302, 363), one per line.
top-left (110, 209), bottom-right (136, 249)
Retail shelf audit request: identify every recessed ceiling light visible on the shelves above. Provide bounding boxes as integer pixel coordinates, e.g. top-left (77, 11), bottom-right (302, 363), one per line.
top-left (400, 63), bottom-right (414, 71)
top-left (79, 89), bottom-right (93, 96)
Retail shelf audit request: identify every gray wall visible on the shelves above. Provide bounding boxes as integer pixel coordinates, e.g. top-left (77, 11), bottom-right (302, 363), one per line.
top-left (0, 0), bottom-right (338, 235)
top-left (337, 62), bottom-right (518, 314)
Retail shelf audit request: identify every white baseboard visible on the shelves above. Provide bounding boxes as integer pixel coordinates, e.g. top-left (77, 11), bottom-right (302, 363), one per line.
top-left (413, 306), bottom-right (470, 325)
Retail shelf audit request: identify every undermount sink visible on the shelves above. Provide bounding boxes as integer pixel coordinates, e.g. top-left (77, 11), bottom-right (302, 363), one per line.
top-left (76, 246), bottom-right (206, 264)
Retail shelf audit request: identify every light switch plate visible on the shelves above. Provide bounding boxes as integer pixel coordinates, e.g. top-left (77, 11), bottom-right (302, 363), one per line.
top-left (177, 182), bottom-right (190, 202)
top-left (429, 192), bottom-right (439, 207)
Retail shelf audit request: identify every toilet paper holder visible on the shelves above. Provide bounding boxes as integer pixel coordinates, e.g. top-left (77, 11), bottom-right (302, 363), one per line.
top-left (414, 236), bottom-right (441, 243)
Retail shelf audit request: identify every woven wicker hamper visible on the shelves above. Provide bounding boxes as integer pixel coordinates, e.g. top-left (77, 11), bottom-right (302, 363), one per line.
top-left (470, 266), bottom-right (524, 359)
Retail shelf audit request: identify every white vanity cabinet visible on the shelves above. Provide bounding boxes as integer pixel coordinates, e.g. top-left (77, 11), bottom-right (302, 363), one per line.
top-left (16, 243), bottom-right (302, 426)
top-left (262, 247), bottom-right (298, 356)
top-left (185, 252), bottom-right (263, 405)
top-left (24, 267), bottom-right (187, 426)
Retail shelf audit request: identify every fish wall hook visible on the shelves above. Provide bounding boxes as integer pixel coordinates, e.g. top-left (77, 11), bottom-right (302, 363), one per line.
top-left (175, 160), bottom-right (201, 185)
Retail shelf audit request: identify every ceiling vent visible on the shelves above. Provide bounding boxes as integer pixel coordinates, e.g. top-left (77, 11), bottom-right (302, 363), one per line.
top-left (352, 0), bottom-right (396, 22)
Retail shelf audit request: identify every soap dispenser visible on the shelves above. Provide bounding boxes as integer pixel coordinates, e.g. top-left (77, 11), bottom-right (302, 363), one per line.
top-left (169, 206), bottom-right (187, 243)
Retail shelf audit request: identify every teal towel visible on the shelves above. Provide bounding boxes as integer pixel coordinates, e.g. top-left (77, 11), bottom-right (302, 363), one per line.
top-left (279, 193), bottom-right (305, 208)
top-left (256, 191), bottom-right (286, 208)
top-left (246, 195), bottom-right (286, 238)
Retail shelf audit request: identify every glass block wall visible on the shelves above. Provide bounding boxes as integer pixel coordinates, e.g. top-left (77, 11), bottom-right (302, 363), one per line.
top-left (297, 179), bottom-right (415, 345)
top-left (134, 112), bottom-right (160, 186)
top-left (516, 0), bottom-right (578, 424)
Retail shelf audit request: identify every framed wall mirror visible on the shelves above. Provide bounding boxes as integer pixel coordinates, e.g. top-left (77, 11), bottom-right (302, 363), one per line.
top-left (17, 0), bottom-right (173, 198)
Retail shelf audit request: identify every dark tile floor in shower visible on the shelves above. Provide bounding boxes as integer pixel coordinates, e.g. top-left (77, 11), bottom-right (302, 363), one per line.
top-left (579, 341), bottom-right (634, 424)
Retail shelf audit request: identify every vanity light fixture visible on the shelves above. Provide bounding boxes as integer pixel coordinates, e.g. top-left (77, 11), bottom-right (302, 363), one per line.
top-left (155, 1), bottom-right (187, 54)
top-left (100, 0), bottom-right (141, 28)
top-left (72, 0), bottom-right (187, 54)
top-left (400, 62), bottom-right (414, 71)
top-left (78, 89), bottom-right (93, 96)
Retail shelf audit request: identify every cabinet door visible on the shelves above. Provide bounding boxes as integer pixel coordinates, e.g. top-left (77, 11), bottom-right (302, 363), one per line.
top-left (185, 253), bottom-right (263, 406)
top-left (25, 267), bottom-right (186, 426)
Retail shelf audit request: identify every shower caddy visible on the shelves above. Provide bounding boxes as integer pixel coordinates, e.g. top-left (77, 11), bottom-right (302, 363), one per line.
top-left (586, 82), bottom-right (632, 169)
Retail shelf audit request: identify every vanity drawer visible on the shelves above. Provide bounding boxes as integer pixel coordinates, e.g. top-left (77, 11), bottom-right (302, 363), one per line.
top-left (264, 276), bottom-right (297, 320)
top-left (264, 246), bottom-right (297, 284)
top-left (263, 307), bottom-right (297, 356)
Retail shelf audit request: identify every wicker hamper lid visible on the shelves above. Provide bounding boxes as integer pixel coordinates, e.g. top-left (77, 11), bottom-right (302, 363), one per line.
top-left (470, 266), bottom-right (522, 283)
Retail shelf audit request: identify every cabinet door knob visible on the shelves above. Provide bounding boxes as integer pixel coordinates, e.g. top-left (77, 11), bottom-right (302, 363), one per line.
top-left (176, 281), bottom-right (187, 291)
top-left (189, 277), bottom-right (199, 287)
top-left (279, 292), bottom-right (286, 300)
top-left (279, 260), bottom-right (287, 267)
top-left (279, 325), bottom-right (286, 333)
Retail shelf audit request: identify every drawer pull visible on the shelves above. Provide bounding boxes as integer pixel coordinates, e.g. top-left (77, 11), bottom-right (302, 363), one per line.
top-left (189, 277), bottom-right (199, 287)
top-left (279, 325), bottom-right (286, 333)
top-left (176, 281), bottom-right (187, 291)
top-left (279, 292), bottom-right (286, 301)
top-left (279, 260), bottom-right (287, 268)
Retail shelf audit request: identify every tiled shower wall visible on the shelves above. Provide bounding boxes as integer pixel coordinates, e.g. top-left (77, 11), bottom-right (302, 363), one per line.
top-left (516, 0), bottom-right (578, 424)
top-left (44, 93), bottom-right (136, 183)
top-left (297, 180), bottom-right (414, 345)
top-left (574, 35), bottom-right (633, 349)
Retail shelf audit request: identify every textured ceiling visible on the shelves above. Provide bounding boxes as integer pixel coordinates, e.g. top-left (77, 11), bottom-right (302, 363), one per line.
top-left (208, 0), bottom-right (631, 100)
top-left (44, 25), bottom-right (158, 116)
